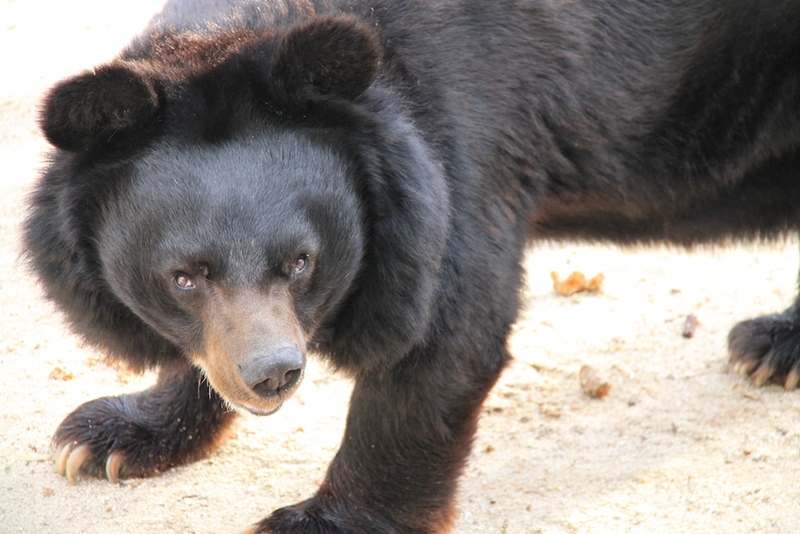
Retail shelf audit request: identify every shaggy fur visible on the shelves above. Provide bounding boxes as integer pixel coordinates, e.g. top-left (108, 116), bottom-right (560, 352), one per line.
top-left (24, 0), bottom-right (800, 532)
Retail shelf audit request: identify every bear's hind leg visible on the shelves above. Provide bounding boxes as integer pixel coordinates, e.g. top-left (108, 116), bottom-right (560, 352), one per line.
top-left (53, 361), bottom-right (236, 483)
top-left (729, 301), bottom-right (800, 390)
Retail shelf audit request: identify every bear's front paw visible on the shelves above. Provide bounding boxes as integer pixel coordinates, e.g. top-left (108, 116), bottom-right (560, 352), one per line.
top-left (53, 394), bottom-right (176, 483)
top-left (242, 503), bottom-right (350, 534)
top-left (241, 496), bottom-right (412, 534)
top-left (52, 367), bottom-right (235, 484)
top-left (729, 310), bottom-right (800, 390)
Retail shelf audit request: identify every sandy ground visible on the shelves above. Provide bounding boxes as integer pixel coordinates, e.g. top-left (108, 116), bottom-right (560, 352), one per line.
top-left (1, 2), bottom-right (799, 533)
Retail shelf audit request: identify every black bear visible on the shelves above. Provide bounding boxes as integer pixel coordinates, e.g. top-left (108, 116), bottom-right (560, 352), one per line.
top-left (23, 0), bottom-right (800, 532)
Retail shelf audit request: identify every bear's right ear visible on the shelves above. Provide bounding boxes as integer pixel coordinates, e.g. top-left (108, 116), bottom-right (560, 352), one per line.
top-left (41, 64), bottom-right (161, 153)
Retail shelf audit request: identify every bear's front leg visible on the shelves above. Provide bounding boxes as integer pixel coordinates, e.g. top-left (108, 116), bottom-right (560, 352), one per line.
top-left (53, 362), bottom-right (236, 483)
top-left (729, 300), bottom-right (800, 389)
top-left (243, 345), bottom-right (508, 534)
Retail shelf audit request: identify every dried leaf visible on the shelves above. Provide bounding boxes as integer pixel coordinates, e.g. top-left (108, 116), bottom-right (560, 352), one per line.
top-left (551, 271), bottom-right (605, 296)
top-left (579, 365), bottom-right (612, 399)
top-left (48, 367), bottom-right (75, 381)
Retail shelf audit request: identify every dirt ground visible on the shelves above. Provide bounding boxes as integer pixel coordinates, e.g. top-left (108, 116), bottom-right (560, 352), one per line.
top-left (1, 2), bottom-right (799, 533)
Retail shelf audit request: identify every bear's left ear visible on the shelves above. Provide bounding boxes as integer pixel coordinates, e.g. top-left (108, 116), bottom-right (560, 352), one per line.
top-left (269, 15), bottom-right (383, 104)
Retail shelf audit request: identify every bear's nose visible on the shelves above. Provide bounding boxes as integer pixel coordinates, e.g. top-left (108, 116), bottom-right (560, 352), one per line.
top-left (240, 346), bottom-right (305, 398)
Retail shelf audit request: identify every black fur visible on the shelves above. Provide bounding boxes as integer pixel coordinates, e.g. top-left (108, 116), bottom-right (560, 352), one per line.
top-left (53, 363), bottom-right (235, 479)
top-left (270, 15), bottom-right (383, 103)
top-left (23, 1), bottom-right (800, 533)
top-left (40, 64), bottom-right (163, 153)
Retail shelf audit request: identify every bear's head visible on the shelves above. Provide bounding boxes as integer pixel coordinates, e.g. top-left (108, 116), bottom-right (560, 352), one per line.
top-left (27, 15), bottom-right (450, 415)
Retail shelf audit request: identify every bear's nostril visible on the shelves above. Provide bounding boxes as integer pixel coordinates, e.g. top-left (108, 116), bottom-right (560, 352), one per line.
top-left (252, 367), bottom-right (302, 398)
top-left (252, 378), bottom-right (274, 398)
top-left (283, 368), bottom-right (302, 389)
top-left (244, 346), bottom-right (305, 399)
top-left (252, 368), bottom-right (301, 395)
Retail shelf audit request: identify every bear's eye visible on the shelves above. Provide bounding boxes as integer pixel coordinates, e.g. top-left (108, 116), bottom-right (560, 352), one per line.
top-left (294, 254), bottom-right (309, 274)
top-left (174, 273), bottom-right (195, 289)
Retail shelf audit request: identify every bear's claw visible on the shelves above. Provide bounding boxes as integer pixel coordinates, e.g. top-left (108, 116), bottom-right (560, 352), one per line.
top-left (730, 342), bottom-right (800, 391)
top-left (786, 366), bottom-right (800, 390)
top-left (48, 370), bottom-right (236, 484)
top-left (53, 438), bottom-right (126, 484)
top-left (105, 451), bottom-right (125, 483)
top-left (731, 360), bottom-right (800, 390)
top-left (55, 443), bottom-right (93, 484)
top-left (729, 310), bottom-right (800, 391)
top-left (731, 358), bottom-right (759, 377)
top-left (730, 351), bottom-right (800, 390)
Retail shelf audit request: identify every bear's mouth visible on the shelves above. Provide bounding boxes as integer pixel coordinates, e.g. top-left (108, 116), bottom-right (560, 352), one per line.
top-left (194, 356), bottom-right (303, 418)
top-left (188, 286), bottom-right (309, 417)
top-left (231, 401), bottom-right (283, 417)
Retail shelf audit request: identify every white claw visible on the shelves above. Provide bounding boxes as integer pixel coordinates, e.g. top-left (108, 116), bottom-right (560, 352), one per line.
top-left (785, 366), bottom-right (800, 391)
top-left (65, 444), bottom-right (92, 484)
top-left (752, 363), bottom-right (774, 387)
top-left (734, 359), bottom-right (759, 376)
top-left (55, 443), bottom-right (73, 476)
top-left (105, 451), bottom-right (125, 484)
